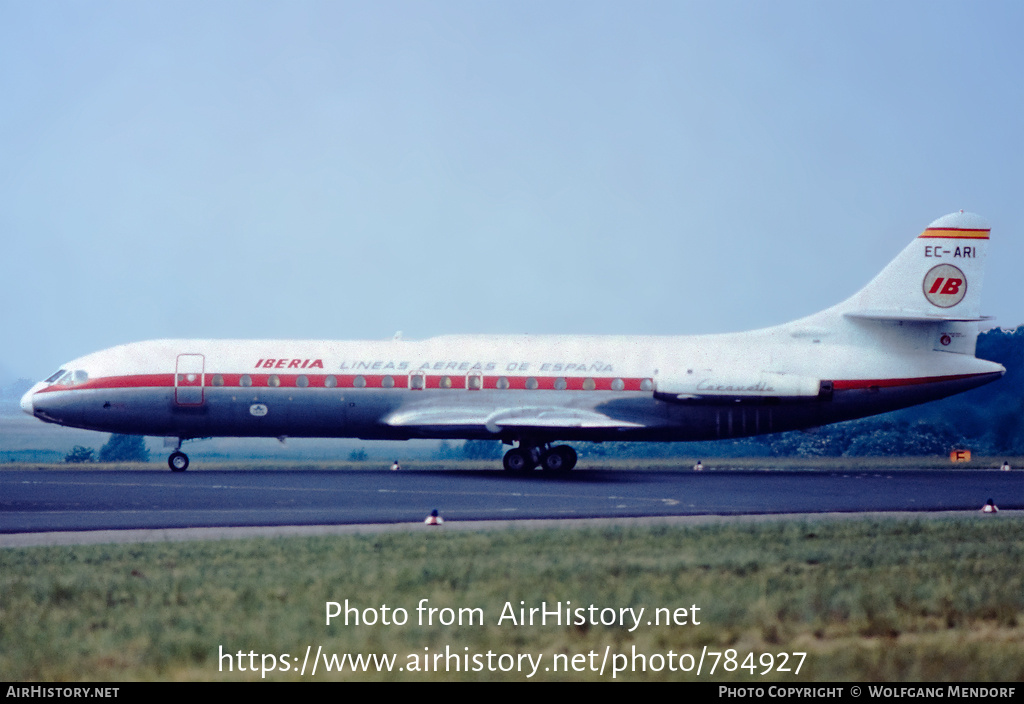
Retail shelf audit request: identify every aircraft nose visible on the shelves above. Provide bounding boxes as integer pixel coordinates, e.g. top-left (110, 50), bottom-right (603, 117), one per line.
top-left (20, 387), bottom-right (35, 415)
top-left (20, 382), bottom-right (47, 416)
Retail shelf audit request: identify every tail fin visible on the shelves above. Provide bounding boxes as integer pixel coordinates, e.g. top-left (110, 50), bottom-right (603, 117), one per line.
top-left (838, 211), bottom-right (991, 322)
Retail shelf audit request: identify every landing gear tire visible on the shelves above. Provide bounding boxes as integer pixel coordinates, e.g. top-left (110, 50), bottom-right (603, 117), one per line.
top-left (503, 448), bottom-right (533, 472)
top-left (559, 445), bottom-right (578, 471)
top-left (540, 448), bottom-right (567, 472)
top-left (168, 451), bottom-right (189, 472)
top-left (541, 445), bottom-right (577, 472)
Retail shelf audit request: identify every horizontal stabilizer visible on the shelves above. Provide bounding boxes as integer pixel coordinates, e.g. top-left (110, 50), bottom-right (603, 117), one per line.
top-left (844, 309), bottom-right (993, 323)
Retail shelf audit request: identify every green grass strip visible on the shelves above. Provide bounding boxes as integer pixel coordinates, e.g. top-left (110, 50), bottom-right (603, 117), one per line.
top-left (2, 516), bottom-right (1022, 681)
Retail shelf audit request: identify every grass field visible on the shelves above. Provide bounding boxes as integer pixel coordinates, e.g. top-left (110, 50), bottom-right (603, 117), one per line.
top-left (2, 514), bottom-right (1023, 681)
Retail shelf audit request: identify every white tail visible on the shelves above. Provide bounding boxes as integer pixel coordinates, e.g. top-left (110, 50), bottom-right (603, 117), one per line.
top-left (837, 211), bottom-right (990, 322)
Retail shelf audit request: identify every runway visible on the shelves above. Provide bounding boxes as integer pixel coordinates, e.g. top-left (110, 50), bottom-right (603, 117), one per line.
top-left (2, 465), bottom-right (1020, 536)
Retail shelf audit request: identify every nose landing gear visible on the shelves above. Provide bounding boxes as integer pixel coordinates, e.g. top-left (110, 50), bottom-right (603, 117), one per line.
top-left (168, 451), bottom-right (189, 472)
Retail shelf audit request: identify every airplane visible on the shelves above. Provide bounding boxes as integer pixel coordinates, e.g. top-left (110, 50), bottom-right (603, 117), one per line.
top-left (21, 211), bottom-right (1004, 473)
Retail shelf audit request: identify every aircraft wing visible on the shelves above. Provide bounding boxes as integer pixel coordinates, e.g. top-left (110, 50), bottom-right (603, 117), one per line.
top-left (384, 406), bottom-right (645, 432)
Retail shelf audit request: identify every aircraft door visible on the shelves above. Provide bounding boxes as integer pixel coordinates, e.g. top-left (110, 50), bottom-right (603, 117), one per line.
top-left (175, 354), bottom-right (205, 406)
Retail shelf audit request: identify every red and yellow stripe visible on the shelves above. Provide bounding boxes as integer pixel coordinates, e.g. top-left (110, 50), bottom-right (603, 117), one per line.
top-left (918, 227), bottom-right (990, 239)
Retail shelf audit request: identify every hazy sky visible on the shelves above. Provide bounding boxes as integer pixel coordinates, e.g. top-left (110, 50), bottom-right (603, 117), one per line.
top-left (2, 1), bottom-right (1022, 383)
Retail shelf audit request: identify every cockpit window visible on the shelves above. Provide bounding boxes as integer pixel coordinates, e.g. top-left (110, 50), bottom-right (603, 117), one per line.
top-left (51, 370), bottom-right (87, 386)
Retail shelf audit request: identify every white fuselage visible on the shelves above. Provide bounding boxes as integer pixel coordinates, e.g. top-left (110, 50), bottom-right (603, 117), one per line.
top-left (20, 319), bottom-right (1003, 444)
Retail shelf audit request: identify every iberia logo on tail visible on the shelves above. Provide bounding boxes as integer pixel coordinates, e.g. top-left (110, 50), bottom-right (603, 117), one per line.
top-left (923, 264), bottom-right (967, 308)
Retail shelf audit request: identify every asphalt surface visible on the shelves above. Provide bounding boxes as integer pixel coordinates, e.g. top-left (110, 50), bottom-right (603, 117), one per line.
top-left (2, 466), bottom-right (1021, 535)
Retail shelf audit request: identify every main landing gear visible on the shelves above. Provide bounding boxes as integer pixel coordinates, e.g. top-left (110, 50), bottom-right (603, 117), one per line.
top-left (502, 443), bottom-right (578, 473)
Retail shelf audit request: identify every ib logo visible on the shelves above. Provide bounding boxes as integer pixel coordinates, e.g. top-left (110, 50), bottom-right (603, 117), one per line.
top-left (923, 264), bottom-right (967, 308)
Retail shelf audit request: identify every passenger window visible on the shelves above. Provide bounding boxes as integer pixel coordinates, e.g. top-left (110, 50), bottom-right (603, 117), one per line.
top-left (296, 375), bottom-right (309, 388)
top-left (212, 374), bottom-right (225, 387)
top-left (640, 378), bottom-right (653, 391)
top-left (354, 375), bottom-right (366, 388)
top-left (324, 375), bottom-right (337, 388)
top-left (525, 377), bottom-right (538, 390)
top-left (410, 373), bottom-right (425, 390)
top-left (467, 375), bottom-right (482, 390)
top-left (611, 378), bottom-right (625, 391)
top-left (240, 375), bottom-right (252, 387)
top-left (554, 377), bottom-right (567, 390)
top-left (496, 377), bottom-right (510, 390)
top-left (440, 376), bottom-right (452, 389)
top-left (268, 375), bottom-right (281, 387)
top-left (582, 378), bottom-right (596, 391)
top-left (382, 375), bottom-right (395, 388)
